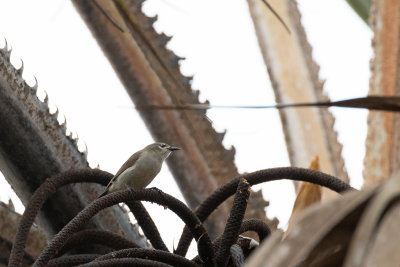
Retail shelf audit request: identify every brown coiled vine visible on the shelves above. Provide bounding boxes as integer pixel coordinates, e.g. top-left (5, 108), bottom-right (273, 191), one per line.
top-left (9, 167), bottom-right (353, 267)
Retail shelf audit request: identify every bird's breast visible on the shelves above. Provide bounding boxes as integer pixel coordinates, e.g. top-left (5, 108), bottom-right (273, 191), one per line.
top-left (116, 152), bottom-right (163, 189)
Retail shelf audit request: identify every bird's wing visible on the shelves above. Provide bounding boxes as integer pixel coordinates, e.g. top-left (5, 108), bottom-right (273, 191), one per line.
top-left (98, 150), bottom-right (142, 197)
top-left (113, 150), bottom-right (142, 178)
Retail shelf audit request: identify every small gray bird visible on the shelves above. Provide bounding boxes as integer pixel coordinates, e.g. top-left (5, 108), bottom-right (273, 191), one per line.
top-left (98, 142), bottom-right (180, 198)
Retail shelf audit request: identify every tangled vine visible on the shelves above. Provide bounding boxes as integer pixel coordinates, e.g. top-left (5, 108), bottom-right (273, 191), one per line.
top-left (9, 167), bottom-right (353, 267)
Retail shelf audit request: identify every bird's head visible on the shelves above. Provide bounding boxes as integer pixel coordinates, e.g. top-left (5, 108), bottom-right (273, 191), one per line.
top-left (148, 142), bottom-right (180, 159)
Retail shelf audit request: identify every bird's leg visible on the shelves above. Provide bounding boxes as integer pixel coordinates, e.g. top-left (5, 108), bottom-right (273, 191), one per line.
top-left (148, 187), bottom-right (163, 195)
top-left (126, 185), bottom-right (136, 195)
top-left (148, 187), bottom-right (167, 208)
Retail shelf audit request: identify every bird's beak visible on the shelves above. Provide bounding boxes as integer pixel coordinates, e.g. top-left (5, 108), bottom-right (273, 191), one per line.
top-left (168, 146), bottom-right (181, 151)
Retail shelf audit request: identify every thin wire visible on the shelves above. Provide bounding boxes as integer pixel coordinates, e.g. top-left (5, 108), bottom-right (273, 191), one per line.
top-left (134, 96), bottom-right (400, 112)
top-left (261, 0), bottom-right (291, 34)
top-left (92, 0), bottom-right (125, 33)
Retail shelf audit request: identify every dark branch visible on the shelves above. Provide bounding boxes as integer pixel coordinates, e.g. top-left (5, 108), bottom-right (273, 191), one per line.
top-left (125, 201), bottom-right (169, 252)
top-left (47, 254), bottom-right (100, 267)
top-left (9, 169), bottom-right (112, 267)
top-left (175, 167), bottom-right (354, 256)
top-left (239, 219), bottom-right (271, 242)
top-left (230, 244), bottom-right (245, 267)
top-left (216, 178), bottom-right (251, 266)
top-left (57, 229), bottom-right (139, 256)
top-left (81, 257), bottom-right (172, 266)
top-left (34, 188), bottom-right (214, 266)
top-left (90, 248), bottom-right (198, 267)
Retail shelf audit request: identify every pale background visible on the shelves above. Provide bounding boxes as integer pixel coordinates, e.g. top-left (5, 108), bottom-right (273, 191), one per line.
top-left (0, 0), bottom-right (371, 253)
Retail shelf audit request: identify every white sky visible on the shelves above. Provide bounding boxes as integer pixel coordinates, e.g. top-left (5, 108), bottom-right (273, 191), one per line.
top-left (0, 0), bottom-right (371, 254)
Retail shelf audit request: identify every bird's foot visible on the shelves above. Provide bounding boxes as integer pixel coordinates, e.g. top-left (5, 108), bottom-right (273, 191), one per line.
top-left (148, 187), bottom-right (163, 194)
top-left (127, 186), bottom-right (136, 195)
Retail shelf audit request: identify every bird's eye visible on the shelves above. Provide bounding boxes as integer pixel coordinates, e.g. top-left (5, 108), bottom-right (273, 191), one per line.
top-left (160, 144), bottom-right (166, 148)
